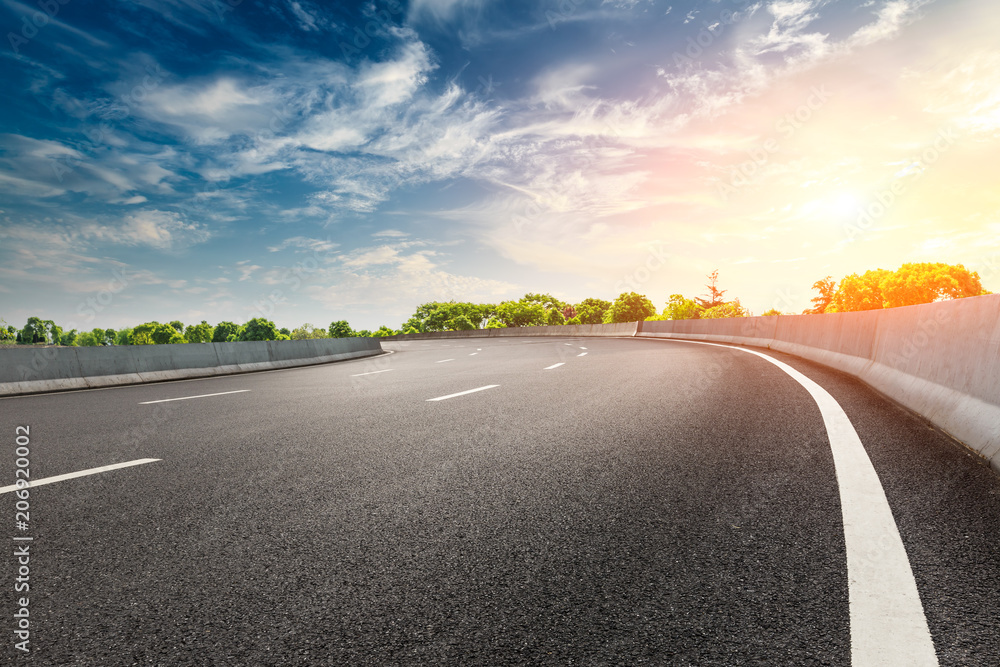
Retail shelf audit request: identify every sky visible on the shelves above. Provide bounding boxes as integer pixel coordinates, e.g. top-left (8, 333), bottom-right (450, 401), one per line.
top-left (1, 0), bottom-right (998, 332)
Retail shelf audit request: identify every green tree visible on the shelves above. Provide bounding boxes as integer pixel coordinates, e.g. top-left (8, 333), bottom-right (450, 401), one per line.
top-left (695, 270), bottom-right (727, 310)
top-left (240, 317), bottom-right (279, 341)
top-left (131, 322), bottom-right (175, 345)
top-left (495, 300), bottom-right (546, 327)
top-left (663, 294), bottom-right (703, 320)
top-left (605, 292), bottom-right (657, 323)
top-left (43, 320), bottom-right (62, 345)
top-left (116, 328), bottom-right (133, 345)
top-left (185, 321), bottom-right (214, 344)
top-left (169, 320), bottom-right (184, 333)
top-left (151, 323), bottom-right (176, 345)
top-left (131, 322), bottom-right (158, 345)
top-left (521, 293), bottom-right (566, 311)
top-left (447, 315), bottom-right (476, 331)
top-left (60, 329), bottom-right (79, 346)
top-left (574, 298), bottom-right (611, 325)
top-left (407, 302), bottom-right (493, 332)
top-left (400, 316), bottom-right (425, 334)
top-left (291, 323), bottom-right (329, 340)
top-left (76, 331), bottom-right (99, 346)
top-left (761, 308), bottom-right (783, 317)
top-left (701, 299), bottom-right (749, 319)
top-left (329, 320), bottom-right (355, 338)
top-left (213, 321), bottom-right (241, 343)
top-left (91, 328), bottom-right (113, 345)
top-left (279, 327), bottom-right (291, 337)
top-left (168, 332), bottom-right (187, 344)
top-left (545, 308), bottom-right (566, 326)
top-left (355, 329), bottom-right (373, 338)
top-left (20, 317), bottom-right (46, 345)
top-left (373, 325), bottom-right (397, 337)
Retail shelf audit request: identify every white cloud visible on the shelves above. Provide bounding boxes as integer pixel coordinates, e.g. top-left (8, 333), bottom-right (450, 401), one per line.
top-left (287, 1), bottom-right (319, 31)
top-left (308, 240), bottom-right (516, 316)
top-left (82, 210), bottom-right (212, 249)
top-left (408, 0), bottom-right (489, 23)
top-left (0, 171), bottom-right (66, 198)
top-left (266, 236), bottom-right (340, 253)
top-left (849, 0), bottom-right (930, 48)
top-left (356, 39), bottom-right (434, 108)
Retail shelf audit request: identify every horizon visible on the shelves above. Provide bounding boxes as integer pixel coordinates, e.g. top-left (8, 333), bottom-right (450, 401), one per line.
top-left (2, 0), bottom-right (999, 332)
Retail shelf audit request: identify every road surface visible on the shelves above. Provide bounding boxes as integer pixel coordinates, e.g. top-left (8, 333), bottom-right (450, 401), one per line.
top-left (2, 337), bottom-right (998, 665)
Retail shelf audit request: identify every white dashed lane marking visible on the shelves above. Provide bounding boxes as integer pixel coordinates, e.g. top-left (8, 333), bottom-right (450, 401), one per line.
top-left (426, 385), bottom-right (500, 402)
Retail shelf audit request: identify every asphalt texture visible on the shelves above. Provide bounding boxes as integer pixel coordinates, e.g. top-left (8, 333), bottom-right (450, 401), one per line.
top-left (1, 336), bottom-right (999, 666)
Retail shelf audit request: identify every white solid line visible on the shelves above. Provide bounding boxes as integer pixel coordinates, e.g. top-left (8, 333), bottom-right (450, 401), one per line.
top-left (0, 459), bottom-right (162, 495)
top-left (426, 385), bottom-right (499, 402)
top-left (350, 369), bottom-right (394, 377)
top-left (658, 338), bottom-right (938, 666)
top-left (436, 359), bottom-right (455, 363)
top-left (544, 363), bottom-right (565, 370)
top-left (579, 347), bottom-right (587, 350)
top-left (564, 343), bottom-right (573, 346)
top-left (469, 353), bottom-right (478, 356)
top-left (139, 390), bottom-right (250, 405)
top-left (577, 352), bottom-right (588, 357)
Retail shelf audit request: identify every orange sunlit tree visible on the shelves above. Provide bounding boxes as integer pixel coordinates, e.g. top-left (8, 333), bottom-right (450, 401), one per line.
top-left (810, 263), bottom-right (989, 313)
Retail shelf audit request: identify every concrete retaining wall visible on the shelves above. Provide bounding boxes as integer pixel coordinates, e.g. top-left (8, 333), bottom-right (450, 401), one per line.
top-left (638, 294), bottom-right (1000, 472)
top-left (0, 338), bottom-right (383, 397)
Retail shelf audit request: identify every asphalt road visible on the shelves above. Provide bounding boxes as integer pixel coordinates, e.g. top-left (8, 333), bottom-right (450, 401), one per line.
top-left (2, 336), bottom-right (999, 666)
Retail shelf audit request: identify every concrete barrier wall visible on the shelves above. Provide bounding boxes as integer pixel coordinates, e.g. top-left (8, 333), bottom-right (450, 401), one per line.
top-left (0, 337), bottom-right (383, 396)
top-left (639, 294), bottom-right (1000, 472)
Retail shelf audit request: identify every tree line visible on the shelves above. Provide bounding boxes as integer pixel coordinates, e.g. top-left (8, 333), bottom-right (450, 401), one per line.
top-left (0, 263), bottom-right (988, 345)
top-left (0, 317), bottom-right (389, 347)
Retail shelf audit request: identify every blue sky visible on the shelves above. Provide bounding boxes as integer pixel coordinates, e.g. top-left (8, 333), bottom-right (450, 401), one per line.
top-left (1, 0), bottom-right (998, 332)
